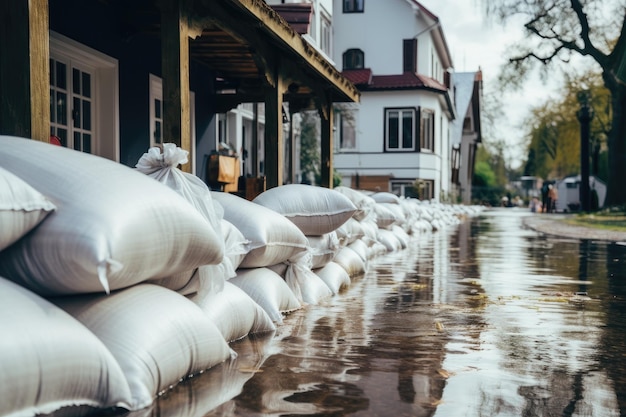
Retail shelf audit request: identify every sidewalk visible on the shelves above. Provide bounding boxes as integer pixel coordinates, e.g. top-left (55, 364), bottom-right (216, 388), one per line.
top-left (521, 213), bottom-right (626, 242)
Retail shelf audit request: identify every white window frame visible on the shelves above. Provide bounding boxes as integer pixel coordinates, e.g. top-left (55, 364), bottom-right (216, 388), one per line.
top-left (149, 74), bottom-right (197, 174)
top-left (420, 108), bottom-right (435, 152)
top-left (50, 32), bottom-right (119, 161)
top-left (385, 107), bottom-right (416, 152)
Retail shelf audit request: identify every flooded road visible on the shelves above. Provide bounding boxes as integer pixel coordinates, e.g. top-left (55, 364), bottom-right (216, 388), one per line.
top-left (151, 208), bottom-right (626, 417)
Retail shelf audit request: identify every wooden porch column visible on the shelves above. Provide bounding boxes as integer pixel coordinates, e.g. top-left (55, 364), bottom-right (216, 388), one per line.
top-left (264, 74), bottom-right (285, 189)
top-left (160, 0), bottom-right (192, 172)
top-left (319, 95), bottom-right (334, 188)
top-left (0, 0), bottom-right (49, 141)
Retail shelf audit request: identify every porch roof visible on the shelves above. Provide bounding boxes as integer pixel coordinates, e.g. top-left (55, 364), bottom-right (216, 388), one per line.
top-left (124, 0), bottom-right (359, 109)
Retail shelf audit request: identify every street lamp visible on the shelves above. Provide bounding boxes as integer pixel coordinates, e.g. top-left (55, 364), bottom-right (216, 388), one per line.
top-left (577, 89), bottom-right (594, 212)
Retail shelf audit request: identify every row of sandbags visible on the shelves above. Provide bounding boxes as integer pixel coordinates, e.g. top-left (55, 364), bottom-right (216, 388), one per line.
top-left (0, 136), bottom-right (481, 417)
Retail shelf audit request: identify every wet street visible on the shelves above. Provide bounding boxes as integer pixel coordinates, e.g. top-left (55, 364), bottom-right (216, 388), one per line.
top-left (148, 208), bottom-right (626, 417)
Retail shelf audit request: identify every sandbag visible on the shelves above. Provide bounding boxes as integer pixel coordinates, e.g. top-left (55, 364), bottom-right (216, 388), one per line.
top-left (0, 166), bottom-right (56, 251)
top-left (133, 335), bottom-right (274, 417)
top-left (333, 186), bottom-right (376, 221)
top-left (313, 261), bottom-right (351, 294)
top-left (252, 184), bottom-right (356, 236)
top-left (230, 268), bottom-right (302, 323)
top-left (333, 246), bottom-right (367, 278)
top-left (0, 136), bottom-right (224, 295)
top-left (371, 203), bottom-right (397, 229)
top-left (377, 228), bottom-right (403, 252)
top-left (307, 232), bottom-right (340, 269)
top-left (370, 191), bottom-right (401, 204)
top-left (54, 284), bottom-right (233, 410)
top-left (0, 277), bottom-right (132, 417)
top-left (335, 217), bottom-right (365, 246)
top-left (283, 251), bottom-right (332, 305)
top-left (221, 219), bottom-right (250, 271)
top-left (212, 191), bottom-right (308, 268)
top-left (190, 281), bottom-right (275, 343)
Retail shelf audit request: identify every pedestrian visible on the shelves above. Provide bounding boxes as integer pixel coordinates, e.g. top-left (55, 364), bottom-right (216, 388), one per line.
top-left (548, 184), bottom-right (558, 213)
top-left (541, 182), bottom-right (550, 213)
top-left (529, 197), bottom-right (540, 213)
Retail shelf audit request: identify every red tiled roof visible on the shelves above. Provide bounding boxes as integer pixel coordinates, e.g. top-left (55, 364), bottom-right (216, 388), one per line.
top-left (270, 4), bottom-right (313, 35)
top-left (342, 68), bottom-right (373, 86)
top-left (342, 70), bottom-right (447, 92)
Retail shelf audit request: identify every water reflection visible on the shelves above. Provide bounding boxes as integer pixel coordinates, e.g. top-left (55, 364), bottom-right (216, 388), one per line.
top-left (146, 209), bottom-right (626, 417)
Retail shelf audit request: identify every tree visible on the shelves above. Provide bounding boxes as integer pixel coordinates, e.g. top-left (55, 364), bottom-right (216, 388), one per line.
top-left (484, 0), bottom-right (626, 205)
top-left (299, 110), bottom-right (320, 184)
top-left (523, 71), bottom-right (611, 181)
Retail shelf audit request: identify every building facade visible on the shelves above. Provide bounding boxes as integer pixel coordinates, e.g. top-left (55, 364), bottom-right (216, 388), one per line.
top-left (332, 0), bottom-right (469, 202)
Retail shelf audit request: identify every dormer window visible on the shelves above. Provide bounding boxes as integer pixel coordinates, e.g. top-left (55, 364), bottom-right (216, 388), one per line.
top-left (343, 49), bottom-right (364, 70)
top-left (343, 0), bottom-right (364, 13)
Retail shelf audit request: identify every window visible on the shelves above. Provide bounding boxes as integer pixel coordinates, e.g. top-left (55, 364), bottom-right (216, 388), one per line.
top-left (385, 108), bottom-right (416, 152)
top-left (50, 32), bottom-right (119, 161)
top-left (391, 181), bottom-right (418, 199)
top-left (320, 15), bottom-right (332, 56)
top-left (420, 109), bottom-right (434, 152)
top-left (334, 108), bottom-right (356, 150)
top-left (451, 144), bottom-right (460, 185)
top-left (149, 74), bottom-right (197, 172)
top-left (343, 49), bottom-right (364, 70)
top-left (343, 0), bottom-right (364, 13)
top-left (403, 39), bottom-right (417, 73)
top-left (50, 56), bottom-right (94, 153)
top-left (149, 74), bottom-right (163, 147)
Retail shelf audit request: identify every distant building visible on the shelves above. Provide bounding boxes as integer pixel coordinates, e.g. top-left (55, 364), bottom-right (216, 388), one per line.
top-left (451, 71), bottom-right (483, 204)
top-left (332, 0), bottom-right (480, 202)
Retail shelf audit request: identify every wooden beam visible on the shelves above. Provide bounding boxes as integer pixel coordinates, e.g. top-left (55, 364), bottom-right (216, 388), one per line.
top-left (319, 93), bottom-right (334, 189)
top-left (0, 0), bottom-right (49, 141)
top-left (160, 0), bottom-right (192, 172)
top-left (264, 69), bottom-right (285, 189)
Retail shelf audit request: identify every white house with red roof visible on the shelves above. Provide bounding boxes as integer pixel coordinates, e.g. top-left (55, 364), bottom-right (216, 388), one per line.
top-left (332, 0), bottom-right (468, 201)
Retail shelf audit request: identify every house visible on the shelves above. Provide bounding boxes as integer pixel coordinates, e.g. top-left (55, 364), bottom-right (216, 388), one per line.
top-left (332, 0), bottom-right (481, 202)
top-left (451, 71), bottom-right (483, 204)
top-left (0, 0), bottom-right (359, 193)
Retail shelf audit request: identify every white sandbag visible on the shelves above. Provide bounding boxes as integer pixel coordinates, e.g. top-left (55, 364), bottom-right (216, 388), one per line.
top-left (359, 217), bottom-right (379, 245)
top-left (390, 224), bottom-right (410, 249)
top-left (0, 166), bottom-right (56, 251)
top-left (0, 136), bottom-right (224, 295)
top-left (333, 246), bottom-right (367, 278)
top-left (190, 281), bottom-right (275, 343)
top-left (221, 219), bottom-right (250, 271)
top-left (380, 202), bottom-right (407, 227)
top-left (230, 268), bottom-right (301, 323)
top-left (252, 184), bottom-right (356, 236)
top-left (212, 191), bottom-right (309, 268)
top-left (54, 284), bottom-right (233, 410)
top-left (313, 261), bottom-right (351, 294)
top-left (377, 228), bottom-right (403, 252)
top-left (135, 143), bottom-right (222, 237)
top-left (348, 239), bottom-right (369, 261)
top-left (141, 335), bottom-right (274, 417)
top-left (135, 144), bottom-right (229, 296)
top-left (283, 251), bottom-right (332, 305)
top-left (333, 186), bottom-right (376, 221)
top-left (372, 203), bottom-right (397, 229)
top-left (0, 277), bottom-right (132, 417)
top-left (370, 191), bottom-right (401, 204)
top-left (307, 232), bottom-right (340, 269)
top-left (335, 217), bottom-right (365, 246)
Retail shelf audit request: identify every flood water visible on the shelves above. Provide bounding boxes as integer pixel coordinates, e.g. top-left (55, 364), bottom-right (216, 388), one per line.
top-left (145, 208), bottom-right (626, 417)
